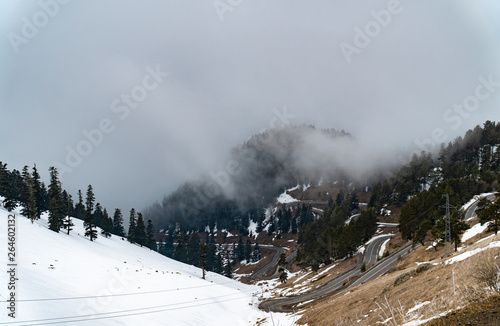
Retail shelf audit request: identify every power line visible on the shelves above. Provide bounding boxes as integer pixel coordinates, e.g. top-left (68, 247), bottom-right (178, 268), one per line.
top-left (398, 197), bottom-right (444, 235)
top-left (1, 280), bottom-right (235, 303)
top-left (439, 194), bottom-right (454, 257)
top-left (0, 289), bottom-right (257, 326)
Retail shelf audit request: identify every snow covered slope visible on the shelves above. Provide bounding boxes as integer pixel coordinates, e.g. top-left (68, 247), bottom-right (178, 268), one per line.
top-left (0, 207), bottom-right (278, 325)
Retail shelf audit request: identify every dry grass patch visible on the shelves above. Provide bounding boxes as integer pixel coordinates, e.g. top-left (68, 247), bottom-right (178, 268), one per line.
top-left (423, 295), bottom-right (500, 326)
top-left (296, 246), bottom-right (496, 325)
top-left (384, 233), bottom-right (407, 256)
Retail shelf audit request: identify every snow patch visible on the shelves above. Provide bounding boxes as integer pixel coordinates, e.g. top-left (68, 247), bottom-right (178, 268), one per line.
top-left (406, 301), bottom-right (431, 315)
top-left (248, 220), bottom-right (258, 239)
top-left (277, 189), bottom-right (298, 204)
top-left (401, 309), bottom-right (453, 326)
top-left (293, 271), bottom-right (313, 284)
top-left (365, 234), bottom-right (394, 245)
top-left (446, 241), bottom-right (500, 264)
top-left (461, 222), bottom-right (491, 242)
top-left (378, 238), bottom-right (391, 258)
top-left (380, 208), bottom-right (391, 216)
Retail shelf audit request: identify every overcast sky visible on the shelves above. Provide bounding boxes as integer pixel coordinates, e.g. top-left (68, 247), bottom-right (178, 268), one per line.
top-left (1, 1), bottom-right (500, 213)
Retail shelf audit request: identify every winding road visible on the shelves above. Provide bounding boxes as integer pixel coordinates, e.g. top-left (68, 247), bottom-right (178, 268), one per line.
top-left (250, 246), bottom-right (286, 280)
top-left (465, 193), bottom-right (496, 220)
top-left (259, 234), bottom-right (396, 312)
top-left (257, 193), bottom-right (495, 313)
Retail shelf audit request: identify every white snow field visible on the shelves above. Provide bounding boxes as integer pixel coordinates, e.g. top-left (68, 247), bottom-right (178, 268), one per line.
top-left (0, 207), bottom-right (293, 326)
top-left (461, 221), bottom-right (491, 242)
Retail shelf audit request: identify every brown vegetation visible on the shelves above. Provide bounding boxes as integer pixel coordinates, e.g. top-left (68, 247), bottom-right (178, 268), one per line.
top-left (294, 231), bottom-right (500, 325)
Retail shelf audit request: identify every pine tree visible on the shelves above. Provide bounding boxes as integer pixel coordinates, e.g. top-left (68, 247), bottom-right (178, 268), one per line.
top-left (146, 219), bottom-right (156, 250)
top-left (65, 192), bottom-right (74, 218)
top-left (21, 168), bottom-right (37, 223)
top-left (291, 216), bottom-right (298, 234)
top-left (31, 165), bottom-right (45, 218)
top-left (449, 210), bottom-right (470, 251)
top-left (223, 251), bottom-right (232, 278)
top-left (350, 193), bottom-right (360, 212)
top-left (135, 213), bottom-right (147, 246)
top-left (100, 208), bottom-right (113, 238)
top-left (478, 194), bottom-right (500, 235)
top-left (20, 165), bottom-right (30, 207)
top-left (336, 191), bottom-right (345, 206)
top-left (112, 208), bottom-right (125, 237)
top-left (39, 182), bottom-right (49, 212)
top-left (9, 169), bottom-right (23, 208)
top-left (0, 164), bottom-right (24, 211)
top-left (244, 240), bottom-right (252, 263)
top-left (84, 185), bottom-right (98, 241)
top-left (278, 253), bottom-right (288, 283)
top-left (279, 208), bottom-right (291, 233)
top-left (85, 185), bottom-right (95, 215)
top-left (206, 232), bottom-right (217, 271)
top-left (214, 252), bottom-right (224, 274)
top-left (187, 233), bottom-right (200, 265)
top-left (328, 195), bottom-right (334, 208)
top-left (74, 190), bottom-right (86, 220)
top-left (62, 216), bottom-right (74, 235)
top-left (0, 163), bottom-right (17, 211)
top-left (0, 162), bottom-right (10, 201)
top-left (267, 216), bottom-right (276, 235)
top-left (93, 203), bottom-right (104, 228)
top-left (128, 208), bottom-right (136, 243)
top-left (61, 190), bottom-right (73, 217)
top-left (84, 213), bottom-right (98, 241)
top-left (163, 228), bottom-right (174, 258)
top-left (414, 220), bottom-right (433, 246)
top-left (198, 243), bottom-right (208, 279)
top-left (236, 237), bottom-right (244, 262)
top-left (48, 167), bottom-right (64, 232)
top-left (174, 231), bottom-right (188, 263)
top-left (231, 242), bottom-right (237, 265)
top-left (256, 208), bottom-right (265, 233)
top-left (252, 243), bottom-right (261, 262)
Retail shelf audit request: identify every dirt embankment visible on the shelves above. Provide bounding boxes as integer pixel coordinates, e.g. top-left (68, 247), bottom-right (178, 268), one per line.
top-left (424, 295), bottom-right (500, 326)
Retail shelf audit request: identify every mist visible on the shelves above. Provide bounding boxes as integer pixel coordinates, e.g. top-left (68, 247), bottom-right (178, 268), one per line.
top-left (1, 1), bottom-right (500, 212)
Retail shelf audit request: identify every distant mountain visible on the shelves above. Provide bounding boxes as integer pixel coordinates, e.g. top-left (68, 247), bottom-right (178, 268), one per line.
top-left (144, 125), bottom-right (381, 232)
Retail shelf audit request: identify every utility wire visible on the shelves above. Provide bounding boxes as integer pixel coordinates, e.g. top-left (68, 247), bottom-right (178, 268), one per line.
top-left (0, 289), bottom-right (257, 325)
top-left (0, 280), bottom-right (236, 303)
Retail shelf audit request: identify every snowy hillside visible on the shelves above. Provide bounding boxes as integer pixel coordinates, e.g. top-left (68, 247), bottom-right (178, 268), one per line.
top-left (0, 207), bottom-right (288, 325)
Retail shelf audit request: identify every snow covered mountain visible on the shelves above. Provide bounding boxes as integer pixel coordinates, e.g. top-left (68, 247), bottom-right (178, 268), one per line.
top-left (0, 206), bottom-right (288, 326)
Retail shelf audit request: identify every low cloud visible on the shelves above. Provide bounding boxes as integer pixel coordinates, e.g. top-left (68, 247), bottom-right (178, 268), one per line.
top-left (0, 1), bottom-right (499, 212)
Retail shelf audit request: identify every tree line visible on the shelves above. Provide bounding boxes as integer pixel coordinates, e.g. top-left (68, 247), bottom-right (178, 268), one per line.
top-left (369, 121), bottom-right (500, 211)
top-left (157, 226), bottom-right (261, 279)
top-left (369, 121), bottom-right (500, 252)
top-left (144, 126), bottom-right (357, 234)
top-left (296, 190), bottom-right (377, 270)
top-left (0, 161), bottom-right (265, 280)
top-left (0, 162), bottom-right (155, 246)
